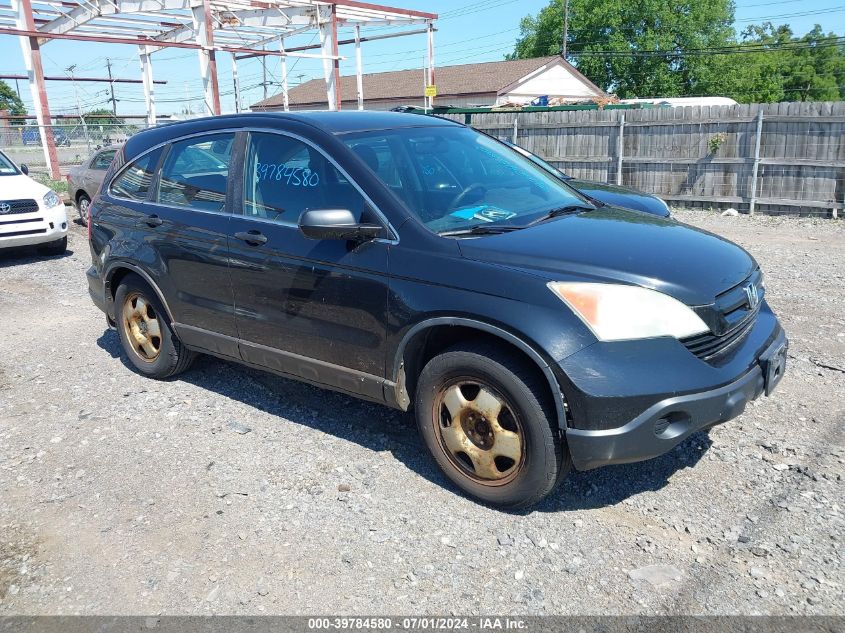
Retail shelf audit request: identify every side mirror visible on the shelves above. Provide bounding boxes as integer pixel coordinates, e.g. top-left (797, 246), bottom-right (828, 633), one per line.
top-left (298, 208), bottom-right (384, 241)
top-left (20, 164), bottom-right (28, 175)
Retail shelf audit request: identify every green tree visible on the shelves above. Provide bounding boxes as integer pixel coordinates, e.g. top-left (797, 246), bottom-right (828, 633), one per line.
top-left (781, 26), bottom-right (845, 101)
top-left (80, 108), bottom-right (125, 126)
top-left (717, 24), bottom-right (845, 102)
top-left (509, 0), bottom-right (736, 98)
top-left (0, 79), bottom-right (26, 117)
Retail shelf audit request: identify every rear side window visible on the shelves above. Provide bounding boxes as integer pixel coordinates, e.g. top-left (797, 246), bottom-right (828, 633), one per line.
top-left (110, 148), bottom-right (162, 201)
top-left (91, 150), bottom-right (117, 170)
top-left (243, 132), bottom-right (367, 225)
top-left (157, 134), bottom-right (234, 213)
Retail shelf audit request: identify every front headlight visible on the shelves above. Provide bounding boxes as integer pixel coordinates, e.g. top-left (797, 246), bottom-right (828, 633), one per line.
top-left (43, 190), bottom-right (61, 209)
top-left (548, 282), bottom-right (709, 341)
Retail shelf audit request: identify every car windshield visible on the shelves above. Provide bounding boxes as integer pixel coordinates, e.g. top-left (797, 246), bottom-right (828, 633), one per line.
top-left (340, 126), bottom-right (589, 233)
top-left (0, 151), bottom-right (18, 176)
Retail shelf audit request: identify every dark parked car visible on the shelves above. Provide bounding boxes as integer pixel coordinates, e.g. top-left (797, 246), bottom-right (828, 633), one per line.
top-left (68, 145), bottom-right (119, 224)
top-left (86, 112), bottom-right (787, 508)
top-left (503, 140), bottom-right (671, 217)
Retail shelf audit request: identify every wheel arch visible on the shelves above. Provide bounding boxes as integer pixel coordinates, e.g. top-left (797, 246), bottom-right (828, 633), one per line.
top-left (104, 262), bottom-right (175, 325)
top-left (392, 317), bottom-right (569, 431)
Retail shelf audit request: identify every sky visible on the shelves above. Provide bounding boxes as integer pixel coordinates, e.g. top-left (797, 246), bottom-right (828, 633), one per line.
top-left (1, 0), bottom-right (843, 117)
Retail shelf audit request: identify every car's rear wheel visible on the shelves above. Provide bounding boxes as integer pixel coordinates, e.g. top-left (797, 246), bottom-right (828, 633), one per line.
top-left (115, 273), bottom-right (194, 378)
top-left (76, 193), bottom-right (91, 225)
top-left (415, 342), bottom-right (569, 509)
top-left (37, 236), bottom-right (66, 256)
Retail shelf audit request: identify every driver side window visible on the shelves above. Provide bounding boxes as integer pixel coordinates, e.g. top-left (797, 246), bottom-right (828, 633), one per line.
top-left (243, 132), bottom-right (367, 226)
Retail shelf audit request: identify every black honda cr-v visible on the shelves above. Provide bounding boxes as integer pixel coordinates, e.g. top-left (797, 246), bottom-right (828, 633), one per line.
top-left (87, 112), bottom-right (787, 508)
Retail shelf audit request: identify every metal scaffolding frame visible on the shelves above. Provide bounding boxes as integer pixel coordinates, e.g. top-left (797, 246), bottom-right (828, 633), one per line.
top-left (0, 0), bottom-right (437, 178)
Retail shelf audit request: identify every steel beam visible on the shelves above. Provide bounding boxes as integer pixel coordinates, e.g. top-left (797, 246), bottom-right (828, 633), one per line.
top-left (318, 5), bottom-right (336, 111)
top-left (0, 73), bottom-right (166, 84)
top-left (354, 23), bottom-right (362, 110)
top-left (37, 0), bottom-right (113, 36)
top-left (427, 21), bottom-right (434, 109)
top-left (193, 0), bottom-right (221, 115)
top-left (271, 25), bottom-right (431, 53)
top-left (330, 0), bottom-right (436, 20)
top-left (138, 44), bottom-right (156, 125)
top-left (218, 6), bottom-right (312, 28)
top-left (0, 26), bottom-right (341, 58)
top-left (331, 3), bottom-right (340, 110)
top-left (11, 0), bottom-right (59, 179)
top-left (279, 35), bottom-right (289, 111)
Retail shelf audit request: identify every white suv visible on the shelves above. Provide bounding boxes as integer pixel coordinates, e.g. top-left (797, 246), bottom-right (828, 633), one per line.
top-left (0, 149), bottom-right (68, 255)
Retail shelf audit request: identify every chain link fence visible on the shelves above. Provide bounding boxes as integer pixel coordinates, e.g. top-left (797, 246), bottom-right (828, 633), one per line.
top-left (0, 118), bottom-right (152, 179)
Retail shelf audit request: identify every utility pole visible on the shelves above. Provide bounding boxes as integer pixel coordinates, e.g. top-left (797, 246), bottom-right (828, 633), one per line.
top-left (231, 53), bottom-right (240, 113)
top-left (106, 58), bottom-right (117, 115)
top-left (562, 0), bottom-right (570, 60)
top-left (66, 64), bottom-right (91, 153)
top-left (14, 78), bottom-right (21, 100)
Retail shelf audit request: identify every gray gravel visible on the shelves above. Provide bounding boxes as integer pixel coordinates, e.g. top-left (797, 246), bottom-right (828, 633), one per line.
top-left (0, 208), bottom-right (843, 615)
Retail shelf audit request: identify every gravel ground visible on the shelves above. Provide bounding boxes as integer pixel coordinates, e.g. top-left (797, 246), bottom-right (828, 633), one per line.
top-left (0, 208), bottom-right (843, 616)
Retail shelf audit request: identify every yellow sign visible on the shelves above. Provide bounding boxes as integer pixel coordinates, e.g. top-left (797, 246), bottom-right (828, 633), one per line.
top-left (424, 85), bottom-right (437, 97)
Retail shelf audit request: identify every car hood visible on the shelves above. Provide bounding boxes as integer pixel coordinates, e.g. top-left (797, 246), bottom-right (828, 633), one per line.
top-left (566, 178), bottom-right (669, 216)
top-left (0, 174), bottom-right (51, 200)
top-left (457, 207), bottom-right (756, 306)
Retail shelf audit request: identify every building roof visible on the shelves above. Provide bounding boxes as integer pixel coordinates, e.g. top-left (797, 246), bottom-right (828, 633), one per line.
top-left (251, 56), bottom-right (604, 109)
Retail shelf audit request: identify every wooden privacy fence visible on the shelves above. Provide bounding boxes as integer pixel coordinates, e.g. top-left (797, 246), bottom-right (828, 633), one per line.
top-left (441, 101), bottom-right (845, 217)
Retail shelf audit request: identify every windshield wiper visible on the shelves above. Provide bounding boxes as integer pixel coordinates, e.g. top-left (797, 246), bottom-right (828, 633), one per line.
top-left (523, 203), bottom-right (596, 227)
top-left (438, 224), bottom-right (522, 237)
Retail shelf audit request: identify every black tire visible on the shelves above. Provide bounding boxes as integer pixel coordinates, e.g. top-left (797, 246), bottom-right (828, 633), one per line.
top-left (114, 273), bottom-right (195, 379)
top-left (415, 342), bottom-right (570, 509)
top-left (76, 193), bottom-right (91, 225)
top-left (37, 236), bottom-right (67, 255)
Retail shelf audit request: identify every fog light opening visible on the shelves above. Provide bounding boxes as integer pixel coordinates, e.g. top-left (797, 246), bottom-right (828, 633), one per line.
top-left (653, 411), bottom-right (692, 439)
top-left (61, 222), bottom-right (67, 229)
top-left (654, 417), bottom-right (671, 436)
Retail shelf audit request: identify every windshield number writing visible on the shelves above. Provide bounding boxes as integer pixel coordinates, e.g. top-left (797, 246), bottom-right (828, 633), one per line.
top-left (257, 163), bottom-right (320, 187)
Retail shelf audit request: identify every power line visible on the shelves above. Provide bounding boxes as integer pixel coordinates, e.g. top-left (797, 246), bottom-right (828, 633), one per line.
top-left (735, 6), bottom-right (845, 22)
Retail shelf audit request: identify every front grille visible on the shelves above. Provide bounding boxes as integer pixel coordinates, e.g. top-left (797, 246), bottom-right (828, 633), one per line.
top-left (0, 228), bottom-right (47, 237)
top-left (0, 199), bottom-right (39, 215)
top-left (0, 217), bottom-right (42, 226)
top-left (682, 309), bottom-right (758, 361)
top-left (682, 269), bottom-right (763, 362)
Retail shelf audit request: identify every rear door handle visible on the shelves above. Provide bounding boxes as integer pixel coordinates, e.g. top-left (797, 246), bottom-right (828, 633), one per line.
top-left (142, 214), bottom-right (163, 227)
top-left (234, 230), bottom-right (268, 246)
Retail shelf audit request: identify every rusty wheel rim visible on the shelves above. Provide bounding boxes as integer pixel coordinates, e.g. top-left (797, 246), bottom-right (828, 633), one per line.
top-left (121, 292), bottom-right (162, 363)
top-left (433, 379), bottom-right (525, 486)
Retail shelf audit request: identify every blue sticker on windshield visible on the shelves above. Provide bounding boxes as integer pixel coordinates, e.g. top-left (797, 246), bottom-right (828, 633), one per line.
top-left (450, 206), bottom-right (517, 222)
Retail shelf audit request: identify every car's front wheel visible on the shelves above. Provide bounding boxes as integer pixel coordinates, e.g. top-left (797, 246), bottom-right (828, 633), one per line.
top-left (114, 273), bottom-right (194, 379)
top-left (76, 193), bottom-right (91, 225)
top-left (415, 342), bottom-right (569, 509)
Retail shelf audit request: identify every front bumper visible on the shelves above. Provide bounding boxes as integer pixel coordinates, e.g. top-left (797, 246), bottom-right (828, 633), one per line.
top-left (0, 204), bottom-right (68, 248)
top-left (558, 301), bottom-right (787, 471)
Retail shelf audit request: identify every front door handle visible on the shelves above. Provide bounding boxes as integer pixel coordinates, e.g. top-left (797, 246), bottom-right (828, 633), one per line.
top-left (234, 230), bottom-right (268, 246)
top-left (143, 214), bottom-right (163, 227)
